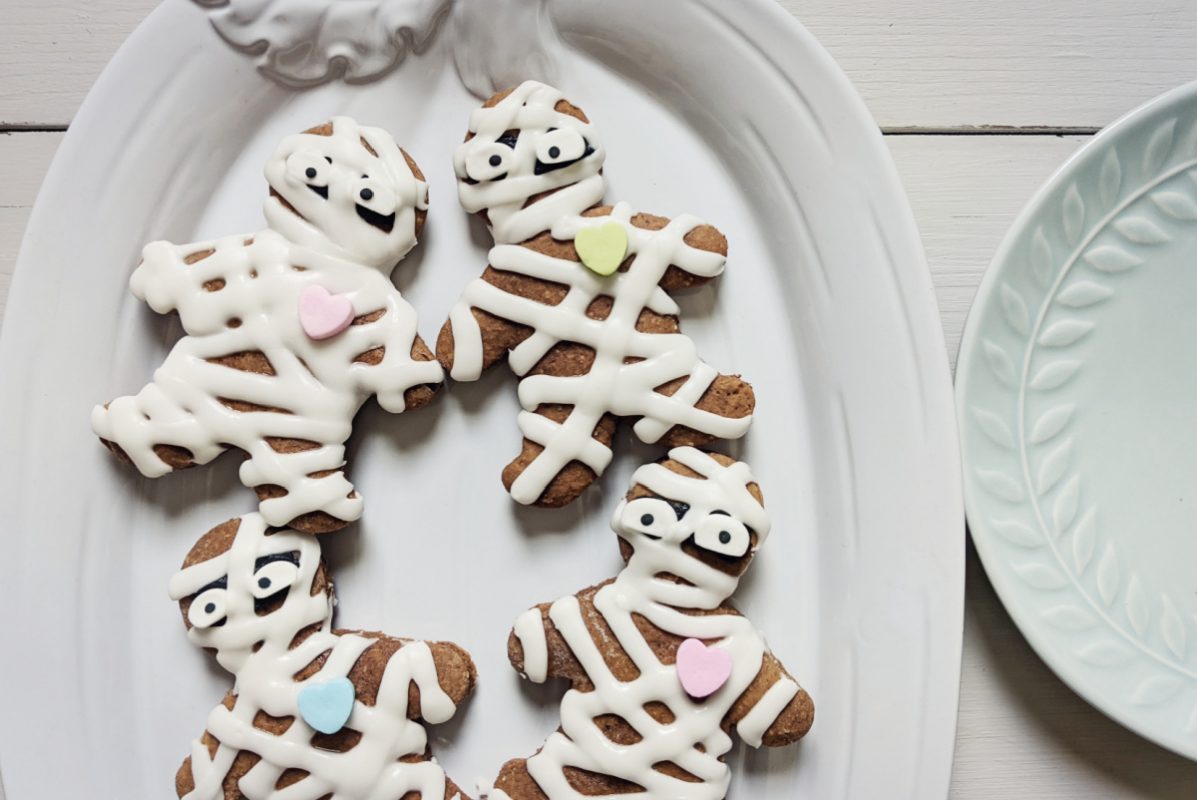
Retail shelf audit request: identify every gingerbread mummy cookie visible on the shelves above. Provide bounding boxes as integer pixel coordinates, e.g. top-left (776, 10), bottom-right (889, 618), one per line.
top-left (494, 447), bottom-right (813, 799)
top-left (92, 118), bottom-right (443, 533)
top-left (438, 82), bottom-right (755, 507)
top-left (170, 514), bottom-right (476, 800)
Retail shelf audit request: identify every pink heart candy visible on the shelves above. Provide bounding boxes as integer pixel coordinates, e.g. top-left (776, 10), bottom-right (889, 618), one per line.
top-left (299, 285), bottom-right (355, 341)
top-left (676, 638), bottom-right (732, 699)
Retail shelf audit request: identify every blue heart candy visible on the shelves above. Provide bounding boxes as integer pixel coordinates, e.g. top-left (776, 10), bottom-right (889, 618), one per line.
top-left (298, 677), bottom-right (356, 734)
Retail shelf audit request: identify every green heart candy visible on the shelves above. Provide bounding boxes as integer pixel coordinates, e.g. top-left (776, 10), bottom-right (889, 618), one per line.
top-left (575, 222), bottom-right (629, 276)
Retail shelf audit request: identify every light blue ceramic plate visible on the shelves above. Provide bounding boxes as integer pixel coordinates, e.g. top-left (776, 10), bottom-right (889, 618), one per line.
top-left (958, 81), bottom-right (1197, 761)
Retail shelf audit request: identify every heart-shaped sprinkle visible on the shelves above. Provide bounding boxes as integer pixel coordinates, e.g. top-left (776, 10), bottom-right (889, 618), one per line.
top-left (676, 638), bottom-right (732, 699)
top-left (574, 221), bottom-right (628, 276)
top-left (298, 676), bottom-right (356, 734)
top-left (298, 285), bottom-right (355, 340)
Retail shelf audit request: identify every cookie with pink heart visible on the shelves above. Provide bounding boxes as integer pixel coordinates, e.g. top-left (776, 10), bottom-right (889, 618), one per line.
top-left (494, 448), bottom-right (814, 799)
top-left (91, 117), bottom-right (444, 534)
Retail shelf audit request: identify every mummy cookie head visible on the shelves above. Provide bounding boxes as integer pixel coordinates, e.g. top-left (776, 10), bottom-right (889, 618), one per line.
top-left (92, 118), bottom-right (443, 534)
top-left (169, 515), bottom-right (477, 800)
top-left (170, 516), bottom-right (331, 673)
top-left (265, 116), bottom-right (430, 270)
top-left (497, 448), bottom-right (812, 799)
top-left (614, 447), bottom-right (769, 609)
top-left (454, 80), bottom-right (606, 244)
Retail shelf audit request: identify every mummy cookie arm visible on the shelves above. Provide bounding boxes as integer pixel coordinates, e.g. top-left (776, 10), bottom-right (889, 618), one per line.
top-left (507, 594), bottom-right (604, 686)
top-left (328, 631), bottom-right (475, 724)
top-left (349, 293), bottom-right (445, 412)
top-left (436, 301), bottom-right (532, 382)
top-left (129, 237), bottom-right (257, 329)
top-left (728, 650), bottom-right (815, 748)
top-left (422, 640), bottom-right (478, 712)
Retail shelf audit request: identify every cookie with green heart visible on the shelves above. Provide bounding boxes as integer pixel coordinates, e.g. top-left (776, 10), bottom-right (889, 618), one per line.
top-left (438, 81), bottom-right (756, 508)
top-left (170, 514), bottom-right (476, 799)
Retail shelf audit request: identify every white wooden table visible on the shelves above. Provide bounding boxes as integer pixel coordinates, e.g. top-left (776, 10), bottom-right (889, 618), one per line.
top-left (4, 2), bottom-right (1197, 797)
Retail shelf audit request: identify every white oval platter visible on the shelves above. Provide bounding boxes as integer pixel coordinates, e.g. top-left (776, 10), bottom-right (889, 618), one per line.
top-left (0, 0), bottom-right (963, 796)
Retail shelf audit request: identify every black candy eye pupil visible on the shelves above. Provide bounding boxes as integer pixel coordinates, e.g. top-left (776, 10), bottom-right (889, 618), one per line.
top-left (204, 602), bottom-right (216, 614)
top-left (718, 531), bottom-right (732, 544)
top-left (489, 154), bottom-right (503, 167)
top-left (360, 188), bottom-right (373, 201)
top-left (258, 577), bottom-right (270, 589)
top-left (640, 514), bottom-right (654, 526)
top-left (548, 146), bottom-right (561, 159)
top-left (305, 167), bottom-right (317, 179)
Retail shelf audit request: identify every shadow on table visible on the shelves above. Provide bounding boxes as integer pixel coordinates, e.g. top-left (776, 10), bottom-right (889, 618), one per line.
top-left (956, 538), bottom-right (1197, 798)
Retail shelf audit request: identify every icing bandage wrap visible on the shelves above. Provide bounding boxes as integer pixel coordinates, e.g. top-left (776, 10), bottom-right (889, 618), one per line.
top-left (170, 514), bottom-right (475, 800)
top-left (443, 82), bottom-right (755, 507)
top-left (92, 118), bottom-right (443, 532)
top-left (495, 449), bottom-right (813, 798)
top-left (513, 607), bottom-right (550, 683)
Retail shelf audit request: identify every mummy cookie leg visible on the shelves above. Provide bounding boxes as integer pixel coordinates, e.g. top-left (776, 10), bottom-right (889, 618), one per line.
top-left (439, 81), bottom-right (755, 507)
top-left (497, 448), bottom-right (813, 799)
top-left (170, 515), bottom-right (476, 800)
top-left (93, 118), bottom-right (443, 533)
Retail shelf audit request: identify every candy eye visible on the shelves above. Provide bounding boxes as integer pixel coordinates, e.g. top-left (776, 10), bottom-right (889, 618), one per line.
top-left (465, 142), bottom-right (513, 182)
top-left (251, 560), bottom-right (299, 599)
top-left (620, 497), bottom-right (677, 539)
top-left (286, 151), bottom-right (331, 188)
top-left (353, 178), bottom-right (396, 215)
top-left (693, 513), bottom-right (750, 557)
top-left (188, 588), bottom-right (228, 628)
top-left (535, 128), bottom-right (585, 166)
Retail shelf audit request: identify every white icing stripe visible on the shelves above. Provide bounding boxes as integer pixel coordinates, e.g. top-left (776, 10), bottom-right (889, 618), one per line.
top-left (449, 82), bottom-right (752, 505)
top-left (93, 118), bottom-right (442, 527)
top-left (448, 301), bottom-right (486, 381)
top-left (514, 607), bottom-right (550, 683)
top-left (500, 449), bottom-right (804, 798)
top-left (737, 678), bottom-right (800, 748)
top-left (631, 361), bottom-right (717, 442)
top-left (173, 514), bottom-right (463, 799)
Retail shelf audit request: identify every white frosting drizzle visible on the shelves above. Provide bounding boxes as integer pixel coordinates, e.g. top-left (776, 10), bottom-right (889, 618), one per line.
top-left (92, 118), bottom-right (442, 527)
top-left (449, 82), bottom-right (752, 505)
top-left (169, 514), bottom-right (463, 800)
top-left (513, 607), bottom-right (549, 684)
top-left (508, 448), bottom-right (801, 798)
top-left (735, 678), bottom-right (800, 749)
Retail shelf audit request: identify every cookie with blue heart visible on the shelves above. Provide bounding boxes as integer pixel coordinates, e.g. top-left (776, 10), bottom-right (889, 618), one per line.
top-left (169, 514), bottom-right (476, 799)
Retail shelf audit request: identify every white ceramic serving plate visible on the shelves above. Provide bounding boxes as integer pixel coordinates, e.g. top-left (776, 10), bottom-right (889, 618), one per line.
top-left (0, 0), bottom-right (962, 797)
top-left (958, 81), bottom-right (1197, 761)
